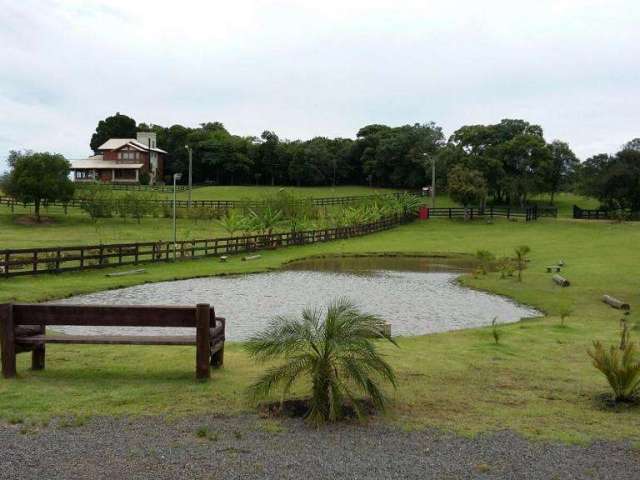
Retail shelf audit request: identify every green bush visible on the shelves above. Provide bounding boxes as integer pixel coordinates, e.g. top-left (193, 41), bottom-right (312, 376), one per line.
top-left (245, 298), bottom-right (398, 425)
top-left (588, 320), bottom-right (640, 402)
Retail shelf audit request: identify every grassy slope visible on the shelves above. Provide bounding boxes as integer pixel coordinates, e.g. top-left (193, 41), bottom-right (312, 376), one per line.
top-left (177, 185), bottom-right (403, 200)
top-left (0, 214), bottom-right (227, 249)
top-left (0, 190), bottom-right (596, 250)
top-left (1, 218), bottom-right (639, 444)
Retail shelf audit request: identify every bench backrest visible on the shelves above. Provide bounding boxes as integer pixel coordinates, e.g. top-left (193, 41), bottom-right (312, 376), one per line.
top-left (8, 303), bottom-right (216, 328)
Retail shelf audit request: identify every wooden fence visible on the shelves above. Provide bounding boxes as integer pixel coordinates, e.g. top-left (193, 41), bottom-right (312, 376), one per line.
top-left (0, 214), bottom-right (412, 278)
top-left (573, 205), bottom-right (640, 220)
top-left (425, 206), bottom-right (539, 221)
top-left (0, 192), bottom-right (408, 214)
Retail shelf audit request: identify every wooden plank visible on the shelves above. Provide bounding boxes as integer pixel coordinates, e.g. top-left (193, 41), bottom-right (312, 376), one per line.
top-left (16, 334), bottom-right (200, 345)
top-left (12, 304), bottom-right (203, 327)
top-left (0, 304), bottom-right (16, 378)
top-left (195, 303), bottom-right (211, 380)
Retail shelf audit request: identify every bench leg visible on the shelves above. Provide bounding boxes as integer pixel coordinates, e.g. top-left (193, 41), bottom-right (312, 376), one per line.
top-left (32, 344), bottom-right (45, 371)
top-left (0, 304), bottom-right (16, 379)
top-left (211, 345), bottom-right (224, 368)
top-left (195, 304), bottom-right (211, 380)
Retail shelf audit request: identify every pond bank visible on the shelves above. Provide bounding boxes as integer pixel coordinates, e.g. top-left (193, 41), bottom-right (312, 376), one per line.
top-left (1, 415), bottom-right (638, 480)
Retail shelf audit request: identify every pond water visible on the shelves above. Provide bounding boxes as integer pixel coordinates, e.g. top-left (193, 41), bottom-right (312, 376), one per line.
top-left (50, 256), bottom-right (541, 340)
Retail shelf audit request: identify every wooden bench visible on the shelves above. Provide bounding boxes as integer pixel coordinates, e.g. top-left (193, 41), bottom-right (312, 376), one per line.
top-left (0, 303), bottom-right (225, 380)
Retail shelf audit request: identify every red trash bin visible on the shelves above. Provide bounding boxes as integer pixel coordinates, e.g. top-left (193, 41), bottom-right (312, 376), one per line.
top-left (419, 206), bottom-right (429, 220)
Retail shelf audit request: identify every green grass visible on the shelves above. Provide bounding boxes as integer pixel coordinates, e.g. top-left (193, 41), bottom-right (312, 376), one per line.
top-left (0, 213), bottom-right (227, 249)
top-left (175, 185), bottom-right (403, 200)
top-left (1, 218), bottom-right (639, 444)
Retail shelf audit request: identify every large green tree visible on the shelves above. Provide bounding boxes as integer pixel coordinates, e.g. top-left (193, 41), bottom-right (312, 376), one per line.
top-left (542, 140), bottom-right (579, 204)
top-left (2, 151), bottom-right (74, 221)
top-left (90, 113), bottom-right (137, 152)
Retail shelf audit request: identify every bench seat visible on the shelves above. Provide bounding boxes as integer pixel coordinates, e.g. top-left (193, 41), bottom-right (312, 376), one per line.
top-left (16, 335), bottom-right (225, 349)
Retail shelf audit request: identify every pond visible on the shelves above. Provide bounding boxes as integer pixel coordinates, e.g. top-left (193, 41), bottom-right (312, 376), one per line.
top-left (50, 256), bottom-right (541, 340)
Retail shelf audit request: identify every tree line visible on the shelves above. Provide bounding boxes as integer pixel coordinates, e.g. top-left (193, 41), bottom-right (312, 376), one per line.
top-left (90, 113), bottom-right (593, 206)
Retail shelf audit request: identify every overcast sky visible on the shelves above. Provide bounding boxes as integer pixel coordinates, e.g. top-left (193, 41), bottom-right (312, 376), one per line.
top-left (1, 0), bottom-right (639, 173)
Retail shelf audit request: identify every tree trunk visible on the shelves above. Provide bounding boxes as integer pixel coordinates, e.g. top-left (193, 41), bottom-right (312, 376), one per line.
top-left (35, 198), bottom-right (41, 222)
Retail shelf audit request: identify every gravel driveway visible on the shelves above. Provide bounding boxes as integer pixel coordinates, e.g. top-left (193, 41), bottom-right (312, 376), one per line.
top-left (1, 415), bottom-right (638, 479)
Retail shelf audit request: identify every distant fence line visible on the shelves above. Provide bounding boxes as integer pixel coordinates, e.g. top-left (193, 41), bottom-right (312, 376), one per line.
top-left (0, 192), bottom-right (409, 213)
top-left (424, 206), bottom-right (540, 222)
top-left (573, 205), bottom-right (640, 221)
top-left (92, 184), bottom-right (205, 193)
top-left (0, 214), bottom-right (413, 278)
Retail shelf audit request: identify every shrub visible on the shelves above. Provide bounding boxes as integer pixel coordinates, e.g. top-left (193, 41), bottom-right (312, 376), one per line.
top-left (514, 245), bottom-right (531, 282)
top-left (476, 250), bottom-right (495, 275)
top-left (588, 320), bottom-right (640, 402)
top-left (491, 317), bottom-right (502, 345)
top-left (245, 298), bottom-right (398, 425)
top-left (77, 185), bottom-right (114, 221)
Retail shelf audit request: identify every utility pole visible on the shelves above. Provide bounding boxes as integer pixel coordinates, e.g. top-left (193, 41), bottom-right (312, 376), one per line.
top-left (423, 152), bottom-right (436, 208)
top-left (431, 154), bottom-right (436, 209)
top-left (173, 173), bottom-right (182, 261)
top-left (185, 145), bottom-right (193, 208)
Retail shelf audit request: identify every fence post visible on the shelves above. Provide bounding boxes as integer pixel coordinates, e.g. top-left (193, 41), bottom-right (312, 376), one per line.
top-left (195, 303), bottom-right (211, 380)
top-left (0, 304), bottom-right (16, 378)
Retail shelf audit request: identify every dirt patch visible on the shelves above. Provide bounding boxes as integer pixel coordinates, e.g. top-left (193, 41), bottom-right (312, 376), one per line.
top-left (14, 215), bottom-right (56, 225)
top-left (593, 392), bottom-right (640, 411)
top-left (258, 398), bottom-right (376, 419)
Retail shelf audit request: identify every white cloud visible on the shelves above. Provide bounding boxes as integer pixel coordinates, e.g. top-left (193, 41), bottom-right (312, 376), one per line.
top-left (1, 0), bottom-right (639, 172)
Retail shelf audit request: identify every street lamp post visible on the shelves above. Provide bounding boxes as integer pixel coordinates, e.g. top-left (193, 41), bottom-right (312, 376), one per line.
top-left (185, 145), bottom-right (193, 208)
top-left (173, 172), bottom-right (182, 262)
top-left (423, 152), bottom-right (436, 209)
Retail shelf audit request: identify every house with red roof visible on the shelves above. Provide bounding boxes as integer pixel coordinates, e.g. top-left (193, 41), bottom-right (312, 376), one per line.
top-left (70, 132), bottom-right (166, 184)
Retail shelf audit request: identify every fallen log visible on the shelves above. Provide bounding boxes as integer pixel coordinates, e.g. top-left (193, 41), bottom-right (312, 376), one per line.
top-left (242, 255), bottom-right (261, 261)
top-left (602, 295), bottom-right (630, 310)
top-left (552, 274), bottom-right (570, 287)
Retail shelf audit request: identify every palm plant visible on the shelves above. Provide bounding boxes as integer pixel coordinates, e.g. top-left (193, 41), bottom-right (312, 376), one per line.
top-left (588, 320), bottom-right (640, 402)
top-left (248, 207), bottom-right (282, 236)
top-left (245, 298), bottom-right (398, 425)
top-left (514, 245), bottom-right (531, 282)
top-left (217, 209), bottom-right (246, 236)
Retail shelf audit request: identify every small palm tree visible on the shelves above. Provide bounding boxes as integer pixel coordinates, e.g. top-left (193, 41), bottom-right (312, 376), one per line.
top-left (217, 209), bottom-right (246, 237)
top-left (588, 320), bottom-right (640, 402)
top-left (245, 298), bottom-right (398, 425)
top-left (514, 245), bottom-right (531, 282)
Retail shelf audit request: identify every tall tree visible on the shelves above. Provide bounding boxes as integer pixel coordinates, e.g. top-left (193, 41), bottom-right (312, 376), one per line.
top-left (2, 151), bottom-right (74, 221)
top-left (90, 113), bottom-right (137, 153)
top-left (542, 140), bottom-right (579, 204)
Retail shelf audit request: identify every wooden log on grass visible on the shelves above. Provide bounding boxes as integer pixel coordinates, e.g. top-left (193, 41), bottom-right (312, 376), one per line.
top-left (602, 295), bottom-right (630, 311)
top-left (552, 274), bottom-right (570, 287)
top-left (242, 254), bottom-right (261, 261)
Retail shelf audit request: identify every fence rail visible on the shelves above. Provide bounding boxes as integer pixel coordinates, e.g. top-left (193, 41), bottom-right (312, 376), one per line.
top-left (0, 192), bottom-right (409, 213)
top-left (425, 206), bottom-right (539, 221)
top-left (0, 214), bottom-right (412, 278)
top-left (573, 205), bottom-right (640, 220)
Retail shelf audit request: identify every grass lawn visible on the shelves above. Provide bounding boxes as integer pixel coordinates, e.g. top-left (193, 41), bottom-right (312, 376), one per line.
top-left (0, 213), bottom-right (227, 249)
top-left (175, 185), bottom-right (403, 200)
top-left (1, 217), bottom-right (639, 444)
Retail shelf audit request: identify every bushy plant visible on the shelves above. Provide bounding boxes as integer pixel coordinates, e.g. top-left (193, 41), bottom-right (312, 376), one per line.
top-left (514, 245), bottom-right (531, 282)
top-left (588, 320), bottom-right (640, 402)
top-left (77, 184), bottom-right (114, 221)
top-left (476, 250), bottom-right (496, 275)
top-left (217, 209), bottom-right (247, 236)
top-left (491, 317), bottom-right (502, 345)
top-left (245, 298), bottom-right (398, 425)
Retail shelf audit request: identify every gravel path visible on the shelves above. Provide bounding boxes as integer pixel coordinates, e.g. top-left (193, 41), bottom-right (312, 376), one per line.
top-left (1, 415), bottom-right (639, 479)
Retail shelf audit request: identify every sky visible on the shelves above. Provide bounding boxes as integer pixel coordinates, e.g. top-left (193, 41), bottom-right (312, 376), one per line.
top-left (1, 0), bottom-right (639, 173)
